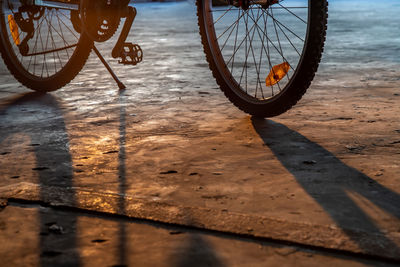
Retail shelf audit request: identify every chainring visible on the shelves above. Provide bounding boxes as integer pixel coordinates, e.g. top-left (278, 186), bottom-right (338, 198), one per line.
top-left (80, 0), bottom-right (121, 42)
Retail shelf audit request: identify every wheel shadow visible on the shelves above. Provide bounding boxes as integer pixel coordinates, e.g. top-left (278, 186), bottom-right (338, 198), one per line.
top-left (0, 92), bottom-right (80, 265)
top-left (251, 118), bottom-right (400, 257)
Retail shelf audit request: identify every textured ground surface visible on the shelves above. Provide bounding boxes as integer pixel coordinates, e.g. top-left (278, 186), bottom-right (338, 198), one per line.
top-left (0, 0), bottom-right (399, 266)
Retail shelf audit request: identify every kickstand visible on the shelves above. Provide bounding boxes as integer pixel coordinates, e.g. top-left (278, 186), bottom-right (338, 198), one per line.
top-left (93, 45), bottom-right (126, 90)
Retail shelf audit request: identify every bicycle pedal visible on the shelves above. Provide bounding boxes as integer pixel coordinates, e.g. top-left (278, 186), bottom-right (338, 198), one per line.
top-left (118, 43), bottom-right (143, 65)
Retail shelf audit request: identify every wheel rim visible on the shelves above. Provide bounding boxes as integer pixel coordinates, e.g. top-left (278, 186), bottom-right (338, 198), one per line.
top-left (1, 1), bottom-right (84, 80)
top-left (202, 0), bottom-right (310, 102)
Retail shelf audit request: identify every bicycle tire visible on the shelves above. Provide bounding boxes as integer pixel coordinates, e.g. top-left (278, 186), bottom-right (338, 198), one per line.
top-left (197, 0), bottom-right (328, 117)
top-left (0, 3), bottom-right (93, 92)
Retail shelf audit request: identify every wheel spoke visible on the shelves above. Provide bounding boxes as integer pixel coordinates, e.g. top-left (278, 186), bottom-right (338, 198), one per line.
top-left (262, 8), bottom-right (305, 42)
top-left (213, 4), bottom-right (234, 25)
top-left (246, 12), bottom-right (294, 71)
top-left (216, 9), bottom-right (246, 41)
top-left (220, 11), bottom-right (241, 52)
top-left (247, 8), bottom-right (264, 97)
top-left (230, 8), bottom-right (241, 73)
top-left (277, 3), bottom-right (307, 24)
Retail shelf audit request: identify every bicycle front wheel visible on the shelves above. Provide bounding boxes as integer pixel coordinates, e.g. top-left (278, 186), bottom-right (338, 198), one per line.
top-left (0, 1), bottom-right (93, 92)
top-left (197, 0), bottom-right (328, 117)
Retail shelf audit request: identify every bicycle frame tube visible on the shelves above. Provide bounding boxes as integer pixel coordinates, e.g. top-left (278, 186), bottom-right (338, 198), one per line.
top-left (0, 0), bottom-right (77, 14)
top-left (1, 0), bottom-right (134, 13)
top-left (34, 0), bottom-right (79, 10)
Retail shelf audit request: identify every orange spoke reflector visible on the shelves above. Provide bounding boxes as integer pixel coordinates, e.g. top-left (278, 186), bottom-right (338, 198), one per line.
top-left (8, 14), bottom-right (20, 46)
top-left (265, 62), bottom-right (290, 87)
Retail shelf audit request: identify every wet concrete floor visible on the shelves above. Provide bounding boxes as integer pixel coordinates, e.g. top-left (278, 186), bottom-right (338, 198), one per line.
top-left (1, 1), bottom-right (400, 265)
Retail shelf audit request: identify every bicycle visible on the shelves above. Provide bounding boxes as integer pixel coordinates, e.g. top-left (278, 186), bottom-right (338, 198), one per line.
top-left (0, 0), bottom-right (328, 117)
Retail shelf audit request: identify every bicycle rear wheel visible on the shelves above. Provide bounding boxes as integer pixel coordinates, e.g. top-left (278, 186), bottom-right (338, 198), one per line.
top-left (197, 0), bottom-right (328, 117)
top-left (0, 1), bottom-right (93, 92)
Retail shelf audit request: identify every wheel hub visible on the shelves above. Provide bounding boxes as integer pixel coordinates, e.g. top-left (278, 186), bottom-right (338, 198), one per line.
top-left (232, 0), bottom-right (278, 10)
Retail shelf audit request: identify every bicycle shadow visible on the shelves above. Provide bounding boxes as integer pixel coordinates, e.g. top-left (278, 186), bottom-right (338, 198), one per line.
top-left (0, 92), bottom-right (80, 265)
top-left (251, 118), bottom-right (400, 257)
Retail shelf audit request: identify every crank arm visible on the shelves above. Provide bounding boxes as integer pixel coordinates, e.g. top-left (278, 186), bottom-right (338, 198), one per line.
top-left (111, 5), bottom-right (136, 59)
